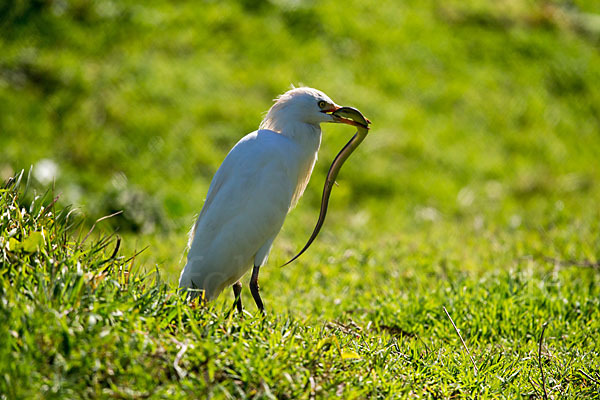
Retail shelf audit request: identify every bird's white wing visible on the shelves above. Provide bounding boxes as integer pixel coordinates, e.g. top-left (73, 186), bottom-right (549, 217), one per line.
top-left (192, 130), bottom-right (299, 242)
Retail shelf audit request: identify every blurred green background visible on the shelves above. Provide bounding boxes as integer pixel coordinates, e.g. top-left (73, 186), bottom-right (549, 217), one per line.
top-left (2, 0), bottom-right (599, 284)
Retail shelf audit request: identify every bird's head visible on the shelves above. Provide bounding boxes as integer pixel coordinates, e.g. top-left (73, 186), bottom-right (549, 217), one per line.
top-left (260, 87), bottom-right (369, 132)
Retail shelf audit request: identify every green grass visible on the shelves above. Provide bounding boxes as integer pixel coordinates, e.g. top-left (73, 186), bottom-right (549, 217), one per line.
top-left (2, 0), bottom-right (600, 398)
top-left (2, 172), bottom-right (599, 398)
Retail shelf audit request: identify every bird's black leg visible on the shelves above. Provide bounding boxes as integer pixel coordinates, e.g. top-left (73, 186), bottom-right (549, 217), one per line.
top-left (249, 265), bottom-right (265, 314)
top-left (232, 281), bottom-right (243, 313)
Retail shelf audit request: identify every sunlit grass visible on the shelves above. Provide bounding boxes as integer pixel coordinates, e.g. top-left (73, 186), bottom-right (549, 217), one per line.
top-left (2, 171), bottom-right (599, 398)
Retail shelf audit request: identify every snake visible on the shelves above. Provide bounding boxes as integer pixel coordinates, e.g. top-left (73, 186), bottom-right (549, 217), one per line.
top-left (282, 106), bottom-right (371, 266)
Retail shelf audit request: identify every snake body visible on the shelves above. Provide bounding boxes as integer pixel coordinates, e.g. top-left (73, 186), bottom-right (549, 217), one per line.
top-left (282, 107), bottom-right (371, 267)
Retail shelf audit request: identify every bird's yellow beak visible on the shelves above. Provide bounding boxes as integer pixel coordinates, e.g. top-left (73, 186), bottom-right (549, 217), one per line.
top-left (329, 106), bottom-right (371, 129)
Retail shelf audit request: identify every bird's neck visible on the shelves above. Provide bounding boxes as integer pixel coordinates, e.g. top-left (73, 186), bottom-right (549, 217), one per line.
top-left (282, 121), bottom-right (321, 148)
top-left (260, 119), bottom-right (323, 208)
top-left (278, 122), bottom-right (321, 208)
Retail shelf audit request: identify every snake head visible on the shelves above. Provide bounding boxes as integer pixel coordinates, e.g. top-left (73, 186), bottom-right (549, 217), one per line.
top-left (332, 107), bottom-right (371, 129)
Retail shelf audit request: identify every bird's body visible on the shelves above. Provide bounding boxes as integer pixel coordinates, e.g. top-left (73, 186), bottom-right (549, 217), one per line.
top-left (179, 87), bottom-right (365, 312)
top-left (179, 128), bottom-right (320, 300)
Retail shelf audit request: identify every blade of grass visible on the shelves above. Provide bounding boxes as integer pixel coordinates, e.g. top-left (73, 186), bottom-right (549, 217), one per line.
top-left (443, 306), bottom-right (478, 376)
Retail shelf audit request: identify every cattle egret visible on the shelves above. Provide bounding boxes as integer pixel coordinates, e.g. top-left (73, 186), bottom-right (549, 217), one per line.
top-left (178, 87), bottom-right (370, 313)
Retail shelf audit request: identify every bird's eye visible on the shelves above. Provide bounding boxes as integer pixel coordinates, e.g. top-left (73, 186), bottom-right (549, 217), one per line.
top-left (318, 101), bottom-right (327, 109)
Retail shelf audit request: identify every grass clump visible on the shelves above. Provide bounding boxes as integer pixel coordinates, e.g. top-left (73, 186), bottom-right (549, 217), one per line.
top-left (0, 172), bottom-right (193, 398)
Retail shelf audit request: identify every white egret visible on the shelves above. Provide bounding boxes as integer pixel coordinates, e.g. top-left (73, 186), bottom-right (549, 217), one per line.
top-left (178, 87), bottom-right (370, 313)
